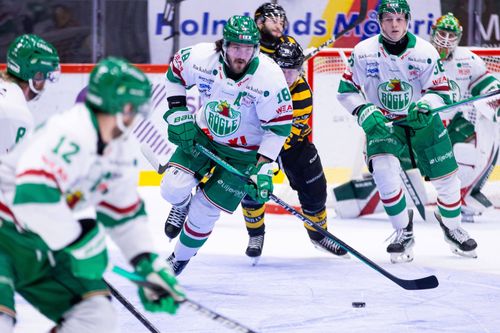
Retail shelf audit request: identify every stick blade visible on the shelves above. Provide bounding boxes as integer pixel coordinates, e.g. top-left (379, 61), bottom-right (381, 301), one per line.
top-left (398, 275), bottom-right (439, 290)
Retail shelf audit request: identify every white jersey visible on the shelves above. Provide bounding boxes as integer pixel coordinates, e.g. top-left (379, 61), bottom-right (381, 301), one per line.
top-left (439, 47), bottom-right (500, 124)
top-left (0, 104), bottom-right (154, 259)
top-left (338, 33), bottom-right (451, 117)
top-left (0, 78), bottom-right (33, 155)
top-left (165, 42), bottom-right (293, 160)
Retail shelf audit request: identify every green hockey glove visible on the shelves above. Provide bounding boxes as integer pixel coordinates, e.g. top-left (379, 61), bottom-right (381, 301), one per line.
top-left (244, 162), bottom-right (275, 204)
top-left (135, 253), bottom-right (185, 314)
top-left (163, 106), bottom-right (196, 154)
top-left (65, 219), bottom-right (108, 280)
top-left (356, 104), bottom-right (391, 138)
top-left (406, 101), bottom-right (433, 130)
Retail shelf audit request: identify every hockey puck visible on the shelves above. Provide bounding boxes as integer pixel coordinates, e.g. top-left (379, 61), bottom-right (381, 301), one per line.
top-left (352, 302), bottom-right (366, 308)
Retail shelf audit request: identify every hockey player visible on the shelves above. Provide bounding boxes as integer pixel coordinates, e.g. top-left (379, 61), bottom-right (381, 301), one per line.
top-left (0, 57), bottom-right (184, 333)
top-left (430, 13), bottom-right (500, 222)
top-left (0, 34), bottom-right (60, 154)
top-left (160, 15), bottom-right (293, 275)
top-left (254, 2), bottom-right (296, 56)
top-left (337, 0), bottom-right (477, 263)
top-left (242, 41), bottom-right (348, 263)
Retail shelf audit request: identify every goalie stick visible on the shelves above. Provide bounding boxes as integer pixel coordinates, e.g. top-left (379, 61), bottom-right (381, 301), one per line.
top-left (112, 266), bottom-right (259, 333)
top-left (303, 0), bottom-right (368, 61)
top-left (194, 144), bottom-right (438, 291)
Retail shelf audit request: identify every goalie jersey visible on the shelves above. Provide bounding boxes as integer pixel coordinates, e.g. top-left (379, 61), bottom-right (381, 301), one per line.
top-left (165, 42), bottom-right (293, 161)
top-left (338, 33), bottom-right (451, 117)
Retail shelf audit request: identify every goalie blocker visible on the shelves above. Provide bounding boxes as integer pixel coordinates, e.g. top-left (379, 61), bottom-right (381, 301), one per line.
top-left (332, 169), bottom-right (428, 219)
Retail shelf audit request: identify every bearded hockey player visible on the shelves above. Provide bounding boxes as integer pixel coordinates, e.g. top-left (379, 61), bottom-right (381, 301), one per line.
top-left (0, 34), bottom-right (60, 155)
top-left (430, 13), bottom-right (500, 222)
top-left (254, 2), bottom-right (296, 56)
top-left (337, 0), bottom-right (477, 263)
top-left (0, 57), bottom-right (184, 333)
top-left (159, 15), bottom-right (293, 275)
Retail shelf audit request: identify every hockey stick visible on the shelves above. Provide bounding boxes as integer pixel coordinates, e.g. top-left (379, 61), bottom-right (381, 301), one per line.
top-left (390, 89), bottom-right (500, 127)
top-left (195, 144), bottom-right (438, 291)
top-left (104, 279), bottom-right (161, 333)
top-left (303, 0), bottom-right (368, 61)
top-left (112, 266), bottom-right (259, 333)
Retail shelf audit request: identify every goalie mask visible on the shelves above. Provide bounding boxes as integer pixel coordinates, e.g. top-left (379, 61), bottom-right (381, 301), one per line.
top-left (431, 13), bottom-right (463, 60)
top-left (7, 34), bottom-right (60, 95)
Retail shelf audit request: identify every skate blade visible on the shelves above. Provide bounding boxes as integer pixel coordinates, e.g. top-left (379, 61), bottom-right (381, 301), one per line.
top-left (390, 251), bottom-right (414, 264)
top-left (249, 256), bottom-right (260, 266)
top-left (450, 246), bottom-right (478, 259)
top-left (312, 244), bottom-right (351, 259)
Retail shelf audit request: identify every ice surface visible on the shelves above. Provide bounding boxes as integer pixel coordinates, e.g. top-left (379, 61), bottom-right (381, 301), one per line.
top-left (15, 187), bottom-right (500, 333)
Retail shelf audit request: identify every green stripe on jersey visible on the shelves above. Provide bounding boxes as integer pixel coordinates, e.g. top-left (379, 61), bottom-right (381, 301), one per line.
top-left (13, 183), bottom-right (61, 204)
top-left (96, 202), bottom-right (147, 227)
top-left (338, 80), bottom-right (360, 94)
top-left (262, 123), bottom-right (292, 137)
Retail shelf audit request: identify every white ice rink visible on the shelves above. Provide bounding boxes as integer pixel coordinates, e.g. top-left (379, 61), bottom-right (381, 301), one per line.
top-left (15, 187), bottom-right (500, 333)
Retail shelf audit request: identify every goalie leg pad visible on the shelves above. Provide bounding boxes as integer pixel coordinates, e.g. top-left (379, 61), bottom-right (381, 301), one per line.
top-left (57, 295), bottom-right (117, 333)
top-left (372, 155), bottom-right (408, 229)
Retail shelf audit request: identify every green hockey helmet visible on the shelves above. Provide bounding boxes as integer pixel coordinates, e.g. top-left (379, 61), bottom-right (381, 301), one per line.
top-left (6, 34), bottom-right (60, 83)
top-left (86, 57), bottom-right (152, 115)
top-left (431, 13), bottom-right (463, 60)
top-left (223, 15), bottom-right (260, 45)
top-left (377, 0), bottom-right (411, 21)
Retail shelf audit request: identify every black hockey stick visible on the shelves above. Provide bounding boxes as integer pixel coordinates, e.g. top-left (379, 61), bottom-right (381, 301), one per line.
top-left (104, 279), bottom-right (161, 333)
top-left (195, 144), bottom-right (438, 291)
top-left (304, 0), bottom-right (368, 61)
top-left (400, 169), bottom-right (426, 220)
top-left (112, 266), bottom-right (259, 333)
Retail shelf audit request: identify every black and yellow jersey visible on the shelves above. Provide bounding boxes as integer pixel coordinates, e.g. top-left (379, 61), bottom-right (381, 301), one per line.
top-left (282, 75), bottom-right (313, 151)
top-left (260, 35), bottom-right (298, 56)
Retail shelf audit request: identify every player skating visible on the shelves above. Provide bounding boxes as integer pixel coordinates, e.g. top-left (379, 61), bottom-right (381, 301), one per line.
top-left (242, 41), bottom-right (348, 264)
top-left (0, 34), bottom-right (60, 155)
top-left (337, 0), bottom-right (477, 263)
top-left (430, 13), bottom-right (500, 222)
top-left (159, 15), bottom-right (292, 275)
top-left (0, 57), bottom-right (184, 333)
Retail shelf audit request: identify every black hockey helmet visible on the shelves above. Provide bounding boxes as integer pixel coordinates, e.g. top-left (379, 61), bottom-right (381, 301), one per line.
top-left (272, 41), bottom-right (304, 70)
top-left (254, 3), bottom-right (288, 28)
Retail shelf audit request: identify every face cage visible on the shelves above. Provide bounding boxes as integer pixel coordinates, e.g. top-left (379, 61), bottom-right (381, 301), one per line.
top-left (27, 67), bottom-right (61, 96)
top-left (222, 41), bottom-right (260, 68)
top-left (431, 29), bottom-right (461, 59)
top-left (377, 12), bottom-right (411, 43)
top-left (263, 13), bottom-right (288, 30)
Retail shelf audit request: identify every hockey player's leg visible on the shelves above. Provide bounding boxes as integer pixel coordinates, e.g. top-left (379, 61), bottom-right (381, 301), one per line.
top-left (168, 192), bottom-right (221, 275)
top-left (56, 295), bottom-right (118, 333)
top-left (371, 155), bottom-right (415, 263)
top-left (432, 173), bottom-right (478, 258)
top-left (0, 314), bottom-right (13, 333)
top-left (161, 166), bottom-right (198, 240)
top-left (241, 195), bottom-right (265, 265)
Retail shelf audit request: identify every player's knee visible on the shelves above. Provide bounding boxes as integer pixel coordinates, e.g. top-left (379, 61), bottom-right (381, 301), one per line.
top-left (432, 173), bottom-right (461, 202)
top-left (187, 192), bottom-right (221, 230)
top-left (160, 166), bottom-right (197, 204)
top-left (57, 295), bottom-right (117, 333)
top-left (371, 155), bottom-right (401, 195)
top-left (0, 313), bottom-right (14, 333)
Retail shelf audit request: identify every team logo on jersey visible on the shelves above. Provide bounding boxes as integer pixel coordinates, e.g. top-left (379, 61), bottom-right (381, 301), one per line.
top-left (449, 80), bottom-right (461, 103)
top-left (378, 79), bottom-right (413, 112)
top-left (205, 100), bottom-right (241, 137)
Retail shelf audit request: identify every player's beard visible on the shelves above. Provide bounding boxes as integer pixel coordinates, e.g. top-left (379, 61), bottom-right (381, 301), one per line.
top-left (229, 58), bottom-right (249, 74)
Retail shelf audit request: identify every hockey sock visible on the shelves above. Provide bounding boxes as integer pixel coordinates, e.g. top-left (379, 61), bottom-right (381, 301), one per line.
top-left (175, 220), bottom-right (212, 261)
top-left (303, 208), bottom-right (327, 241)
top-left (242, 204), bottom-right (266, 236)
top-left (437, 197), bottom-right (462, 229)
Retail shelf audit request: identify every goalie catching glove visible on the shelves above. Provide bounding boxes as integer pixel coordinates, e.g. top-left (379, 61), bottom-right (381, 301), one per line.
top-left (134, 253), bottom-right (186, 314)
top-left (164, 106), bottom-right (196, 154)
top-left (244, 161), bottom-right (275, 203)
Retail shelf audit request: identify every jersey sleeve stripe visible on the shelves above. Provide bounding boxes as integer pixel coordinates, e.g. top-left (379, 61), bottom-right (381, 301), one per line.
top-left (262, 123), bottom-right (292, 137)
top-left (98, 199), bottom-right (142, 215)
top-left (13, 183), bottom-right (61, 204)
top-left (97, 201), bottom-right (146, 227)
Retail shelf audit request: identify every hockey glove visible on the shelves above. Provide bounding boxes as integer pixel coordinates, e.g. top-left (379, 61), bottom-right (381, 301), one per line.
top-left (406, 101), bottom-right (433, 130)
top-left (65, 219), bottom-right (108, 280)
top-left (135, 253), bottom-right (185, 314)
top-left (284, 122), bottom-right (312, 149)
top-left (356, 104), bottom-right (391, 139)
top-left (163, 106), bottom-right (196, 155)
top-left (244, 162), bottom-right (275, 204)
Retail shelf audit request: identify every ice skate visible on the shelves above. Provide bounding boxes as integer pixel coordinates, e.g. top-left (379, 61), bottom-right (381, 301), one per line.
top-left (386, 210), bottom-right (415, 264)
top-left (245, 234), bottom-right (265, 266)
top-left (435, 212), bottom-right (478, 258)
top-left (310, 236), bottom-right (350, 258)
top-left (164, 200), bottom-right (190, 240)
top-left (166, 253), bottom-right (190, 276)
